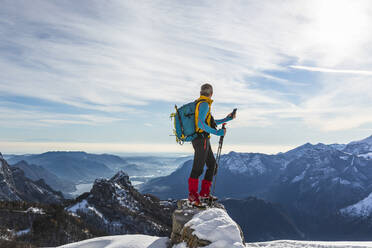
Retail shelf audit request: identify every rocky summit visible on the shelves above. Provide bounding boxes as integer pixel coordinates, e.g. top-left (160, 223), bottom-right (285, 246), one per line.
top-left (170, 200), bottom-right (245, 248)
top-left (66, 170), bottom-right (176, 236)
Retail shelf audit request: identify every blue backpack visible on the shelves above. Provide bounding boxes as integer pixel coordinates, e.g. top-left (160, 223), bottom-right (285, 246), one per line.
top-left (171, 100), bottom-right (202, 144)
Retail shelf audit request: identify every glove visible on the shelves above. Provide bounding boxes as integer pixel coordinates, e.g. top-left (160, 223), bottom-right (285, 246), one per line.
top-left (227, 112), bottom-right (236, 120)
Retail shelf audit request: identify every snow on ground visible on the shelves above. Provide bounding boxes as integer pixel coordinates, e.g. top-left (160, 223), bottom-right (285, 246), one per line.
top-left (56, 235), bottom-right (372, 248)
top-left (246, 240), bottom-right (372, 248)
top-left (358, 152), bottom-right (372, 159)
top-left (26, 207), bottom-right (45, 214)
top-left (183, 208), bottom-right (245, 248)
top-left (341, 192), bottom-right (372, 217)
top-left (58, 234), bottom-right (169, 248)
top-left (15, 228), bottom-right (30, 236)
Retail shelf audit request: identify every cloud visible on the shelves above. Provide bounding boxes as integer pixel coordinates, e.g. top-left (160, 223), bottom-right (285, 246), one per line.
top-left (300, 75), bottom-right (372, 131)
top-left (1, 0), bottom-right (372, 146)
top-left (0, 0), bottom-right (304, 110)
top-left (0, 106), bottom-right (124, 127)
top-left (290, 65), bottom-right (372, 76)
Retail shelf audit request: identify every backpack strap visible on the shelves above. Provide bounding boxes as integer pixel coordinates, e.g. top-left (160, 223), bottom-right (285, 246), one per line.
top-left (195, 99), bottom-right (211, 135)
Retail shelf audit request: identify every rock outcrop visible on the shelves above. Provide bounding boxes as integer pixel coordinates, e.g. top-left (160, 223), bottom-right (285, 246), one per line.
top-left (170, 200), bottom-right (245, 248)
top-left (66, 171), bottom-right (176, 236)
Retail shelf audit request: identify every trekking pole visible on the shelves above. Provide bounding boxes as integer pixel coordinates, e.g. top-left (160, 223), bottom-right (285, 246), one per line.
top-left (210, 108), bottom-right (236, 207)
top-left (210, 123), bottom-right (227, 206)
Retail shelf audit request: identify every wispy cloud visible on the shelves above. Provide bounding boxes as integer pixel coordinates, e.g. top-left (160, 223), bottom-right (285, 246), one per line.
top-left (290, 65), bottom-right (372, 76)
top-left (0, 106), bottom-right (124, 127)
top-left (1, 0), bottom-right (372, 151)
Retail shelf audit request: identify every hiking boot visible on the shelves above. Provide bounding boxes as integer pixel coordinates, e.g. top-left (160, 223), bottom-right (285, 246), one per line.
top-left (188, 192), bottom-right (201, 206)
top-left (200, 194), bottom-right (218, 202)
top-left (199, 179), bottom-right (218, 201)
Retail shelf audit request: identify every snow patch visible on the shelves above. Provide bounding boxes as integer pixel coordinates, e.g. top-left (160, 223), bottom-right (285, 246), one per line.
top-left (292, 171), bottom-right (305, 183)
top-left (66, 199), bottom-right (108, 224)
top-left (223, 153), bottom-right (266, 176)
top-left (26, 207), bottom-right (45, 214)
top-left (339, 156), bottom-right (349, 161)
top-left (358, 152), bottom-right (372, 159)
top-left (246, 240), bottom-right (372, 247)
top-left (114, 182), bottom-right (140, 212)
top-left (341, 192), bottom-right (372, 217)
top-left (54, 234), bottom-right (372, 248)
top-left (332, 178), bottom-right (351, 185)
top-left (57, 234), bottom-right (168, 248)
top-left (16, 228), bottom-right (30, 236)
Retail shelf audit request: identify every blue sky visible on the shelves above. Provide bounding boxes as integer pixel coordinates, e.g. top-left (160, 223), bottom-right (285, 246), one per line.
top-left (0, 0), bottom-right (372, 154)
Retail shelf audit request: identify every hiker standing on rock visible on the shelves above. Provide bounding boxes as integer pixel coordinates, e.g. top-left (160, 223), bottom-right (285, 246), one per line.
top-left (188, 83), bottom-right (236, 206)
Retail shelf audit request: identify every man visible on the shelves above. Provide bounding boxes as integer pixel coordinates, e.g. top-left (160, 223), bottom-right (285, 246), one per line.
top-left (188, 83), bottom-right (236, 206)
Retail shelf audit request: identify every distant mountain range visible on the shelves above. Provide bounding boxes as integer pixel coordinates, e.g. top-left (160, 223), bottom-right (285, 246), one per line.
top-left (140, 135), bottom-right (372, 240)
top-left (0, 153), bottom-right (63, 204)
top-left (6, 152), bottom-right (117, 184)
top-left (13, 160), bottom-right (76, 194)
top-left (5, 152), bottom-right (189, 197)
top-left (141, 135), bottom-right (372, 213)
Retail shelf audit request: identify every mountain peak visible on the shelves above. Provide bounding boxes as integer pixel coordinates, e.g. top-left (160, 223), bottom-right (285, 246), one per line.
top-left (228, 151), bottom-right (238, 156)
top-left (360, 134), bottom-right (372, 144)
top-left (110, 170), bottom-right (131, 186)
top-left (344, 135), bottom-right (372, 155)
top-left (350, 135), bottom-right (372, 145)
top-left (15, 160), bottom-right (29, 166)
top-left (0, 152), bottom-right (3, 159)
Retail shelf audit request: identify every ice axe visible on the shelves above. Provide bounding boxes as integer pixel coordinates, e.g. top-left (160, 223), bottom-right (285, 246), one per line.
top-left (210, 108), bottom-right (237, 206)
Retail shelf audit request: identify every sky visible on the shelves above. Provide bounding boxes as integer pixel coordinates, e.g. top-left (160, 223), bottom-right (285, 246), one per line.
top-left (0, 0), bottom-right (372, 155)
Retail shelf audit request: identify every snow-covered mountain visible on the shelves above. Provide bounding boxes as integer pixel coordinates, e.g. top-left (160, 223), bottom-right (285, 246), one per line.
top-left (66, 171), bottom-right (175, 236)
top-left (0, 154), bottom-right (64, 204)
top-left (343, 135), bottom-right (372, 157)
top-left (142, 135), bottom-right (372, 215)
top-left (140, 135), bottom-right (372, 240)
top-left (268, 143), bottom-right (372, 214)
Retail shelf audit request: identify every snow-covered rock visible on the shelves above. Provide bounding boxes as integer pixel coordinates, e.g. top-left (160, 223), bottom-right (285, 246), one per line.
top-left (171, 200), bottom-right (245, 248)
top-left (26, 207), bottom-right (45, 214)
top-left (182, 208), bottom-right (245, 248)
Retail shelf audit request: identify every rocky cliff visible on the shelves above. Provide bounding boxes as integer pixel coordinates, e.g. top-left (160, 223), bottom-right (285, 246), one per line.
top-left (0, 154), bottom-right (63, 204)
